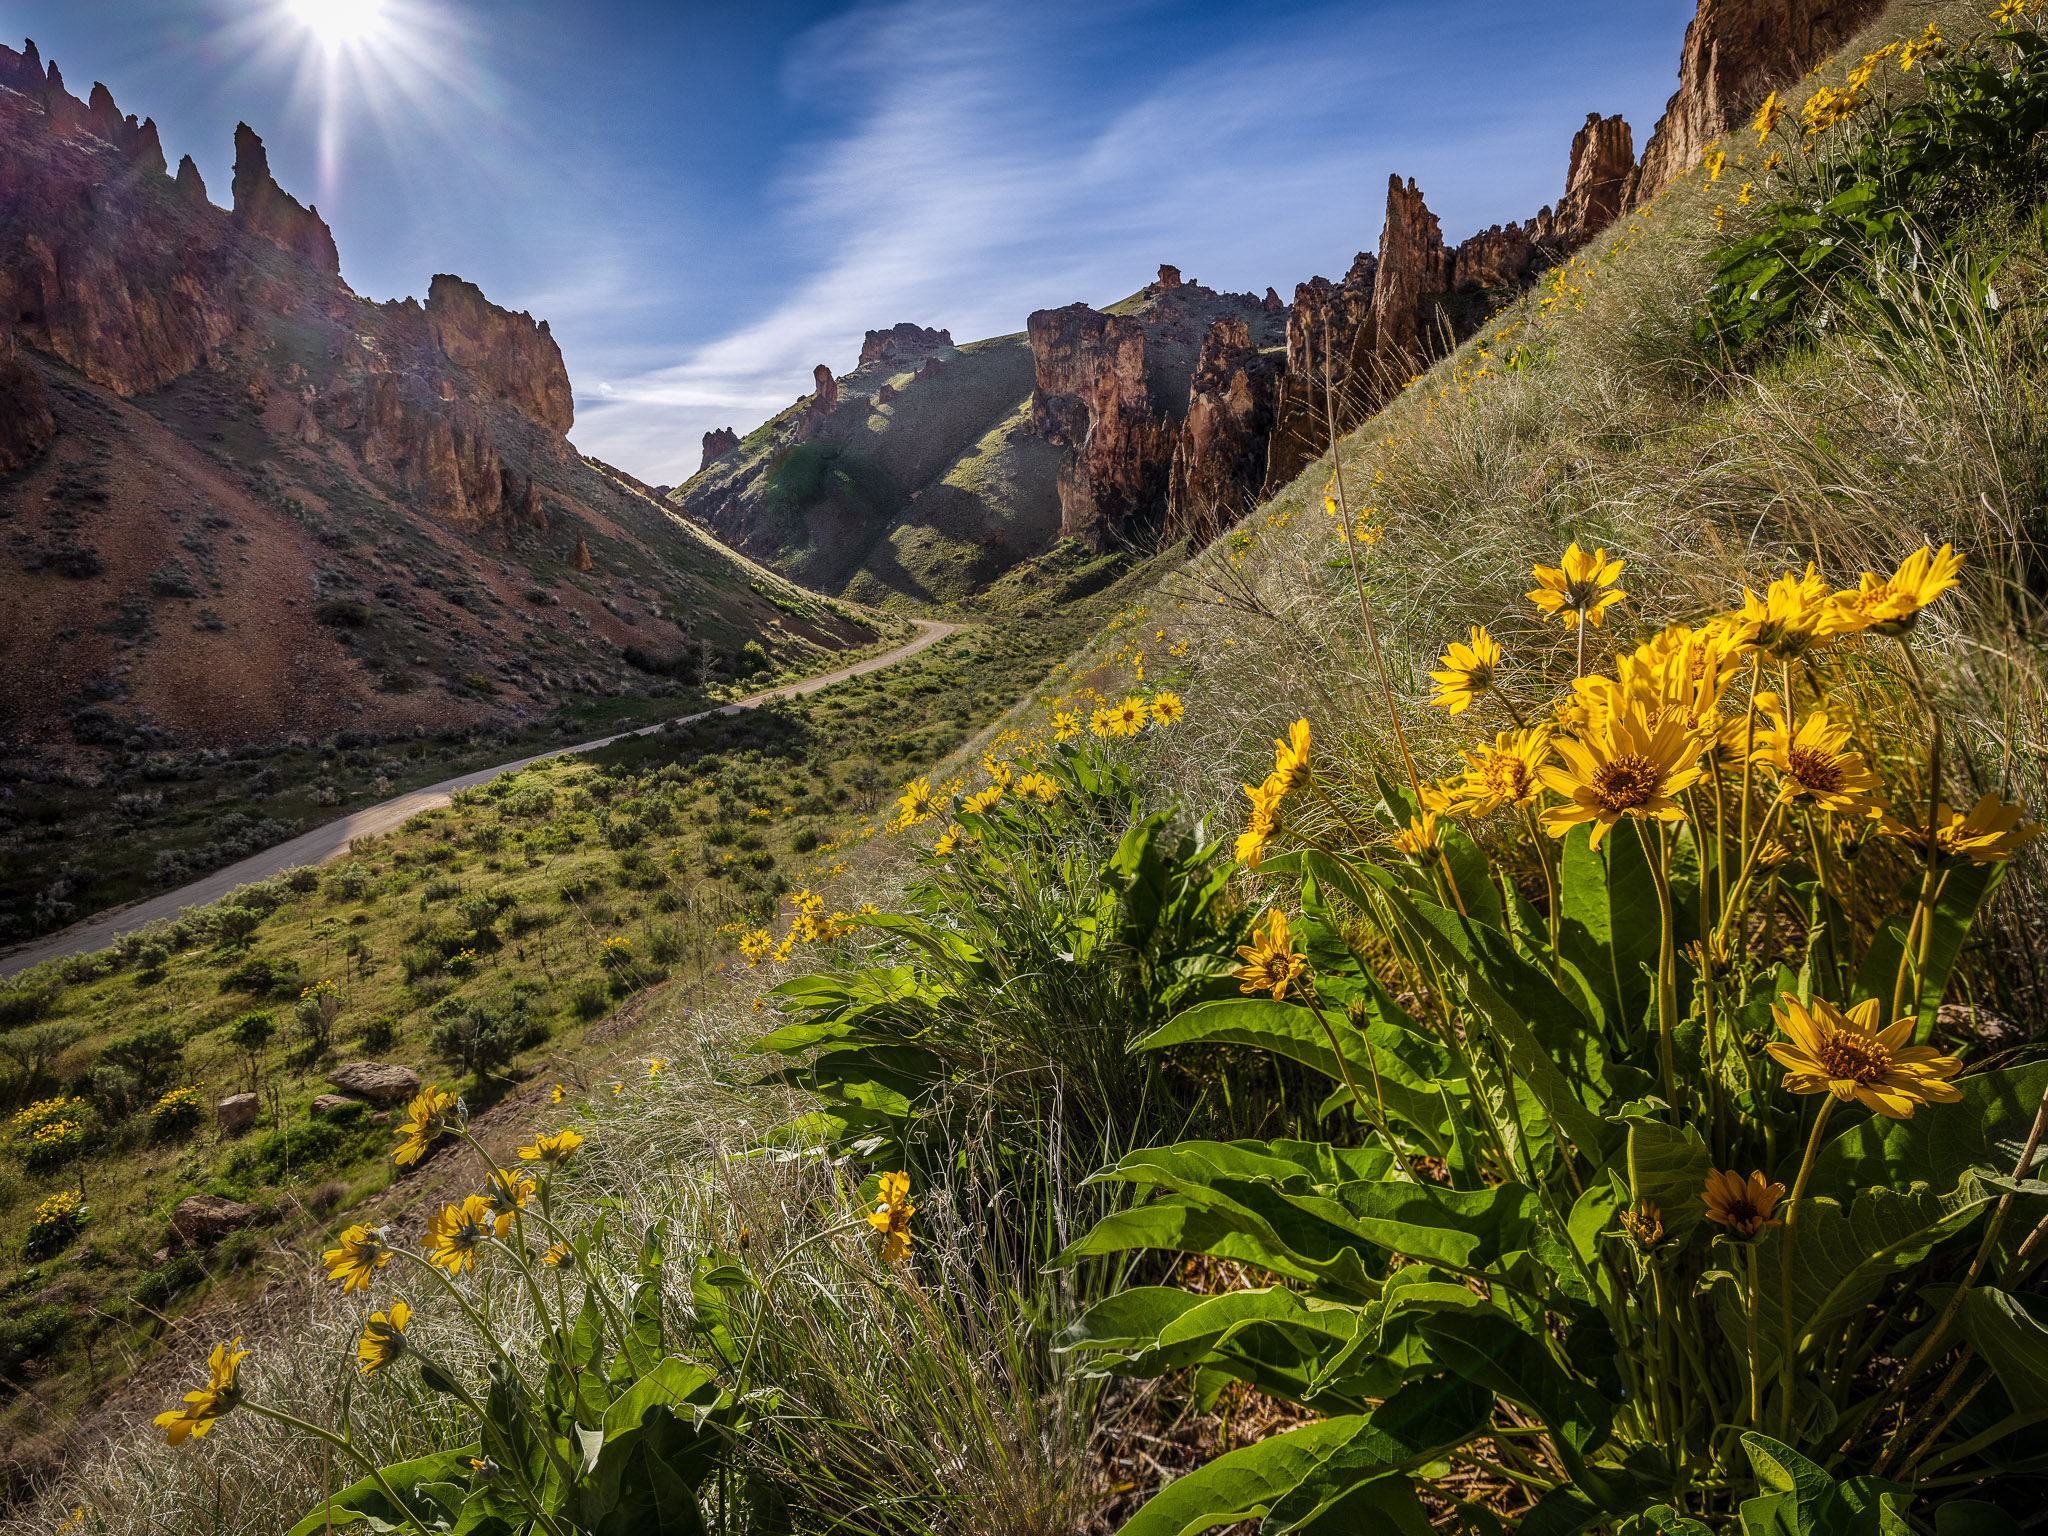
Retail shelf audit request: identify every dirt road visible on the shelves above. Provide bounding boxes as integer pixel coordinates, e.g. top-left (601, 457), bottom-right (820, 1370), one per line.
top-left (1, 619), bottom-right (958, 977)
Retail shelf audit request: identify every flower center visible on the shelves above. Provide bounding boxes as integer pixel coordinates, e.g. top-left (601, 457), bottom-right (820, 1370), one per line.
top-left (1817, 1029), bottom-right (1891, 1084)
top-left (1484, 758), bottom-right (1531, 800)
top-left (1787, 747), bottom-right (1845, 795)
top-left (1592, 753), bottom-right (1662, 812)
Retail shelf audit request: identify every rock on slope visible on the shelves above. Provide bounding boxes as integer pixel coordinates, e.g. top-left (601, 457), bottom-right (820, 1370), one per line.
top-left (0, 42), bottom-right (867, 755)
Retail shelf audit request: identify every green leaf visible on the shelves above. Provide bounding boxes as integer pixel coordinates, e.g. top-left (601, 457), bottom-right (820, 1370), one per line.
top-left (283, 1448), bottom-right (483, 1536)
top-left (1114, 1416), bottom-right (1372, 1536)
top-left (1934, 1503), bottom-right (2022, 1536)
top-left (1619, 1116), bottom-right (1711, 1250)
top-left (1416, 1311), bottom-right (1612, 1453)
top-left (1959, 1286), bottom-right (2048, 1413)
top-left (1851, 860), bottom-right (2002, 1032)
top-left (602, 1357), bottom-right (720, 1441)
top-left (1559, 820), bottom-right (1658, 1037)
top-left (1737, 1433), bottom-right (1911, 1536)
top-left (1808, 1061), bottom-right (2048, 1202)
top-left (1262, 1375), bottom-right (1492, 1533)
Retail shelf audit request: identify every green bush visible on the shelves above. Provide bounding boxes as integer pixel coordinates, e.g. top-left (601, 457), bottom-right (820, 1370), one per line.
top-left (0, 1303), bottom-right (69, 1374)
top-left (429, 997), bottom-right (548, 1081)
top-left (229, 1104), bottom-right (374, 1184)
top-left (570, 982), bottom-right (609, 1021)
top-left (219, 955), bottom-right (295, 996)
top-left (129, 1252), bottom-right (205, 1314)
top-left (99, 1021), bottom-right (185, 1098)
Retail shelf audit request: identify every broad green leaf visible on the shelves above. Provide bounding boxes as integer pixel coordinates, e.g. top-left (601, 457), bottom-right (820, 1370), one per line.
top-left (283, 1448), bottom-right (483, 1536)
top-left (1053, 1286), bottom-right (1205, 1354)
top-left (601, 1357), bottom-right (719, 1441)
top-left (1738, 1433), bottom-right (1911, 1536)
top-left (1263, 1375), bottom-right (1492, 1533)
top-left (1559, 820), bottom-right (1658, 1037)
top-left (1619, 1116), bottom-right (1711, 1250)
top-left (1808, 1061), bottom-right (2048, 1202)
top-left (1416, 1311), bottom-right (1613, 1453)
top-left (1959, 1286), bottom-right (2048, 1413)
top-left (1115, 1416), bottom-right (1372, 1536)
top-left (1851, 860), bottom-right (2001, 1032)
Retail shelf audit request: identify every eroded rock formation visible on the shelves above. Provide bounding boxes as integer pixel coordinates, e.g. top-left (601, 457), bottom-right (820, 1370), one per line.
top-left (1628, 0), bottom-right (1887, 205)
top-left (1165, 317), bottom-right (1279, 549)
top-left (230, 122), bottom-right (340, 276)
top-left (1557, 113), bottom-right (1636, 244)
top-left (701, 427), bottom-right (739, 469)
top-left (0, 323), bottom-right (55, 473)
top-left (858, 323), bottom-right (952, 366)
top-left (1365, 176), bottom-right (1451, 395)
top-left (424, 273), bottom-right (574, 435)
top-left (812, 364), bottom-right (838, 412)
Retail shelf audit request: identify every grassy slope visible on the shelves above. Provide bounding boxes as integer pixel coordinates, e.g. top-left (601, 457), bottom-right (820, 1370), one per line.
top-left (0, 601), bottom-right (1119, 1486)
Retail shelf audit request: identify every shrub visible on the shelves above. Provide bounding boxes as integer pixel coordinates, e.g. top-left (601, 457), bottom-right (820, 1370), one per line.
top-left (220, 955), bottom-right (295, 996)
top-left (229, 1106), bottom-right (375, 1184)
top-left (150, 1085), bottom-right (207, 1138)
top-left (328, 864), bottom-right (373, 901)
top-left (0, 1023), bottom-right (84, 1085)
top-left (0, 972), bottom-right (62, 1030)
top-left (129, 1251), bottom-right (205, 1314)
top-left (420, 876), bottom-right (462, 904)
top-left (227, 1009), bottom-right (276, 1056)
top-left (570, 982), bottom-right (609, 1021)
top-left (283, 866), bottom-right (321, 894)
top-left (429, 996), bottom-right (547, 1081)
top-left (211, 905), bottom-right (266, 945)
top-left (99, 1021), bottom-right (186, 1098)
top-left (133, 941), bottom-right (171, 975)
top-left (358, 1015), bottom-right (398, 1054)
top-left (23, 1116), bottom-right (85, 1173)
top-left (604, 817), bottom-right (645, 850)
top-left (0, 1301), bottom-right (69, 1370)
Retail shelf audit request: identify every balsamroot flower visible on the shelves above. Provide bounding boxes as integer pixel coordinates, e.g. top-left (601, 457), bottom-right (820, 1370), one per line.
top-left (1448, 728), bottom-right (1553, 815)
top-left (866, 1171), bottom-right (915, 1264)
top-left (1753, 711), bottom-right (1884, 815)
top-left (1619, 1201), bottom-right (1664, 1251)
top-left (962, 785), bottom-right (1004, 816)
top-left (1233, 909), bottom-right (1307, 1002)
top-left (154, 1339), bottom-right (248, 1446)
top-left (1835, 543), bottom-right (1964, 636)
top-left (1527, 543), bottom-right (1626, 630)
top-left (894, 777), bottom-right (938, 828)
top-left (1235, 779), bottom-right (1283, 870)
top-left (1150, 691), bottom-right (1185, 726)
top-left (355, 1300), bottom-right (410, 1374)
top-left (1882, 792), bottom-right (2041, 864)
top-left (1052, 711), bottom-right (1080, 743)
top-left (1722, 563), bottom-right (1854, 659)
top-left (1427, 626), bottom-right (1502, 716)
top-left (1702, 1169), bottom-right (1785, 1238)
top-left (1539, 703), bottom-right (1704, 848)
top-left (517, 1128), bottom-right (585, 1168)
top-left (1016, 772), bottom-right (1059, 803)
top-left (483, 1170), bottom-right (535, 1237)
top-left (1391, 812), bottom-right (1442, 857)
top-left (425, 1195), bottom-right (497, 1275)
top-left (933, 825), bottom-right (964, 856)
top-left (321, 1225), bottom-right (393, 1292)
top-left (391, 1087), bottom-right (461, 1169)
top-left (1753, 90), bottom-right (1783, 139)
top-left (1269, 719), bottom-right (1313, 796)
top-left (1766, 994), bottom-right (1963, 1119)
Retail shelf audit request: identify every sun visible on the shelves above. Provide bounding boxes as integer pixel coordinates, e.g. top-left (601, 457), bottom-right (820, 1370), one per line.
top-left (281, 0), bottom-right (395, 52)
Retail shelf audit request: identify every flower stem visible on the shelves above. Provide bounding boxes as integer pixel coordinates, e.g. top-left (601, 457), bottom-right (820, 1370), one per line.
top-left (240, 1402), bottom-right (440, 1536)
top-left (1746, 1241), bottom-right (1763, 1426)
top-left (1777, 1095), bottom-right (1837, 1442)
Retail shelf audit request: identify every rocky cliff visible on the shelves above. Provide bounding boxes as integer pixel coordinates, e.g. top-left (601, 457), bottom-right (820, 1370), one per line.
top-left (0, 42), bottom-right (867, 755)
top-left (1164, 317), bottom-right (1280, 548)
top-left (1628, 0), bottom-right (1888, 203)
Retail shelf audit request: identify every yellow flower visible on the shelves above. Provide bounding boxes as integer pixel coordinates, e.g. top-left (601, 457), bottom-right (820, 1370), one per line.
top-left (866, 1171), bottom-right (915, 1264)
top-left (1235, 775), bottom-right (1285, 870)
top-left (1448, 727), bottom-right (1553, 815)
top-left (1151, 691), bottom-right (1185, 726)
top-left (516, 1128), bottom-right (584, 1168)
top-left (482, 1169), bottom-right (534, 1237)
top-left (321, 1225), bottom-right (392, 1293)
top-left (1835, 543), bottom-right (1963, 636)
top-left (1619, 1200), bottom-right (1664, 1250)
top-left (1269, 718), bottom-right (1312, 796)
top-left (1737, 180), bottom-right (1753, 206)
top-left (154, 1339), bottom-right (248, 1446)
top-left (1112, 695), bottom-right (1149, 736)
top-left (1766, 994), bottom-right (1962, 1119)
top-left (1752, 90), bottom-right (1783, 139)
top-left (1089, 706), bottom-right (1119, 738)
top-left (1801, 84), bottom-right (1864, 134)
top-left (894, 777), bottom-right (938, 828)
top-left (1052, 711), bottom-right (1080, 743)
top-left (1702, 1169), bottom-right (1785, 1238)
top-left (647, 1057), bottom-right (667, 1078)
top-left (355, 1300), bottom-right (410, 1374)
top-left (1753, 711), bottom-right (1883, 815)
top-left (1527, 542), bottom-right (1627, 630)
top-left (392, 1087), bottom-right (460, 1169)
top-left (1426, 625), bottom-right (1502, 716)
top-left (1724, 563), bottom-right (1852, 659)
top-left (962, 785), bottom-right (1004, 816)
top-left (1391, 812), bottom-right (1442, 857)
top-left (541, 1240), bottom-right (574, 1268)
top-left (1233, 908), bottom-right (1307, 1001)
top-left (1993, 0), bottom-right (2037, 22)
top-left (425, 1195), bottom-right (496, 1275)
top-left (1539, 702), bottom-right (1703, 848)
top-left (1899, 25), bottom-right (1945, 69)
top-left (932, 824), bottom-right (964, 856)
top-left (549, 1084), bottom-right (565, 1106)
top-left (1016, 772), bottom-right (1060, 804)
top-left (1703, 148), bottom-right (1726, 182)
top-left (1882, 792), bottom-right (2041, 864)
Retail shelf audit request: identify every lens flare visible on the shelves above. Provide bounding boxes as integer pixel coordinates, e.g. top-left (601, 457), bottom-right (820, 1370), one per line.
top-left (282, 0), bottom-right (394, 52)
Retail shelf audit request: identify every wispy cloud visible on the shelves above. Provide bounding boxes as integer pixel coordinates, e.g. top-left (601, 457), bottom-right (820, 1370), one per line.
top-left (568, 0), bottom-right (1688, 484)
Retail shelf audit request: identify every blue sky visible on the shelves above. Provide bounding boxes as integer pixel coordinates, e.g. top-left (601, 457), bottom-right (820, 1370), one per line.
top-left (4, 0), bottom-right (1696, 484)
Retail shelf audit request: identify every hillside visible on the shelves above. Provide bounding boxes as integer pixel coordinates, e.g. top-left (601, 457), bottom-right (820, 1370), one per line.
top-left (0, 47), bottom-right (891, 944)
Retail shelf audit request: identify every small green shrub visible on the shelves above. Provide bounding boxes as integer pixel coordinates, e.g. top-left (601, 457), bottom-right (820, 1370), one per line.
top-left (220, 955), bottom-right (295, 996)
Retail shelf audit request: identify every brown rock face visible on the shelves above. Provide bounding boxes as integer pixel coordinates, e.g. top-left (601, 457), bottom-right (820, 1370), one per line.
top-left (572, 533), bottom-right (594, 571)
top-left (1263, 286), bottom-right (1284, 312)
top-left (1027, 303), bottom-right (1109, 444)
top-left (1027, 304), bottom-right (1174, 550)
top-left (1286, 251), bottom-right (1376, 385)
top-left (812, 363), bottom-right (838, 411)
top-left (170, 1194), bottom-right (258, 1245)
top-left (700, 426), bottom-right (740, 470)
top-left (858, 322), bottom-right (952, 366)
top-left (0, 324), bottom-right (54, 473)
top-left (1165, 317), bottom-right (1279, 550)
top-left (1449, 220), bottom-right (1542, 293)
top-left (425, 273), bottom-right (574, 434)
top-left (325, 1061), bottom-right (421, 1104)
top-left (231, 122), bottom-right (340, 276)
top-left (1156, 264), bottom-right (1183, 290)
top-left (173, 152), bottom-right (207, 205)
top-left (1365, 175), bottom-right (1451, 396)
top-left (1629, 0), bottom-right (1886, 204)
top-left (1557, 113), bottom-right (1636, 244)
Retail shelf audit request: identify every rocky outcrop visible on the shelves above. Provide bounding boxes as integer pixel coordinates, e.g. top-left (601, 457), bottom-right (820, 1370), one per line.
top-left (216, 1092), bottom-right (259, 1134)
top-left (573, 534), bottom-right (594, 571)
top-left (1165, 317), bottom-right (1279, 549)
top-left (1027, 303), bottom-right (1109, 444)
top-left (170, 1194), bottom-right (258, 1245)
top-left (1628, 0), bottom-right (1886, 205)
top-left (812, 363), bottom-right (838, 411)
top-left (174, 153), bottom-right (207, 205)
top-left (1286, 252), bottom-right (1375, 384)
top-left (0, 324), bottom-right (54, 473)
top-left (230, 122), bottom-right (340, 276)
top-left (701, 426), bottom-right (739, 469)
top-left (425, 273), bottom-right (574, 434)
top-left (1448, 219), bottom-right (1545, 294)
top-left (1364, 176), bottom-right (1451, 399)
top-left (1027, 304), bottom-right (1173, 550)
top-left (1156, 264), bottom-right (1183, 290)
top-left (1262, 287), bottom-right (1284, 312)
top-left (858, 323), bottom-right (952, 366)
top-left (1557, 113), bottom-right (1636, 244)
top-left (326, 1061), bottom-right (421, 1104)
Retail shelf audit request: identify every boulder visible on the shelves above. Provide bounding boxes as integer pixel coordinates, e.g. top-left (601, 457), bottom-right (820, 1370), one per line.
top-left (699, 427), bottom-right (739, 470)
top-left (857, 323), bottom-right (952, 366)
top-left (170, 1194), bottom-right (258, 1246)
top-left (325, 1061), bottom-right (420, 1105)
top-left (309, 1093), bottom-right (356, 1117)
top-left (216, 1092), bottom-right (260, 1135)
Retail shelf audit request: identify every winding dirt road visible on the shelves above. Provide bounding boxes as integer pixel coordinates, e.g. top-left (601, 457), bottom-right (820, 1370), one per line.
top-left (2, 619), bottom-right (958, 978)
